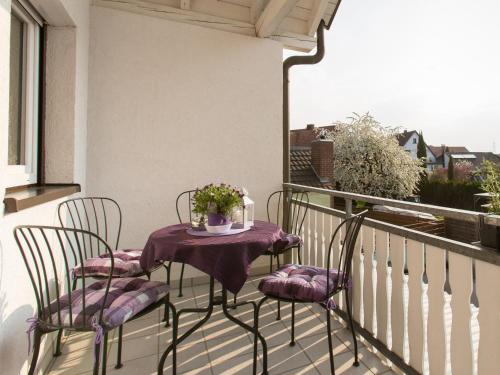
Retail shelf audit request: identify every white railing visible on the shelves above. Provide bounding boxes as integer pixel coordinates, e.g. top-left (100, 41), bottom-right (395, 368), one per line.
top-left (284, 183), bottom-right (500, 375)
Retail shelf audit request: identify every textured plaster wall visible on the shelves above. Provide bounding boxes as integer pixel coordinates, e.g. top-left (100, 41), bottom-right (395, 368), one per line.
top-left (45, 27), bottom-right (76, 182)
top-left (0, 1), bottom-right (89, 374)
top-left (87, 6), bottom-right (283, 281)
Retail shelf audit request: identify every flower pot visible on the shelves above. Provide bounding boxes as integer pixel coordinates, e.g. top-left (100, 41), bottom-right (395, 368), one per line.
top-left (206, 222), bottom-right (233, 234)
top-left (207, 213), bottom-right (231, 226)
top-left (480, 222), bottom-right (500, 250)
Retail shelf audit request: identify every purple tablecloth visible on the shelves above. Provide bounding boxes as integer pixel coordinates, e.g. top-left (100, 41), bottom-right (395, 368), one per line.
top-left (140, 220), bottom-right (286, 294)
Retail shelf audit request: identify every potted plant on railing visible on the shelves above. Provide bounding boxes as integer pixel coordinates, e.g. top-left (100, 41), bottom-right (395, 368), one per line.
top-left (192, 183), bottom-right (243, 234)
top-left (479, 161), bottom-right (500, 250)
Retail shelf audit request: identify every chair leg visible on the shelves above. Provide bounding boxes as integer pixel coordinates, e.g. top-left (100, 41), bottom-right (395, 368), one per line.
top-left (115, 325), bottom-right (123, 369)
top-left (254, 297), bottom-right (268, 375)
top-left (297, 244), bottom-right (302, 265)
top-left (290, 300), bottom-right (296, 346)
top-left (178, 263), bottom-right (185, 297)
top-left (163, 263), bottom-right (171, 327)
top-left (28, 328), bottom-right (42, 375)
top-left (345, 289), bottom-right (359, 366)
top-left (232, 293), bottom-right (237, 309)
top-left (326, 309), bottom-right (336, 375)
top-left (276, 256), bottom-right (281, 321)
top-left (269, 255), bottom-right (273, 273)
top-left (93, 340), bottom-right (101, 375)
top-left (54, 329), bottom-right (63, 356)
top-left (101, 331), bottom-right (108, 375)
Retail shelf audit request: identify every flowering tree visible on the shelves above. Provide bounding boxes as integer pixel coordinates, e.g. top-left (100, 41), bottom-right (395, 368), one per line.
top-left (323, 113), bottom-right (424, 199)
top-left (453, 160), bottom-right (474, 181)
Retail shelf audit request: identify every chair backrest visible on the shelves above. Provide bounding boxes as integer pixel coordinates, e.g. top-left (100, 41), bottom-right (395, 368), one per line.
top-left (326, 210), bottom-right (367, 297)
top-left (58, 197), bottom-right (122, 253)
top-left (175, 189), bottom-right (197, 224)
top-left (14, 226), bottom-right (114, 329)
top-left (266, 190), bottom-right (309, 235)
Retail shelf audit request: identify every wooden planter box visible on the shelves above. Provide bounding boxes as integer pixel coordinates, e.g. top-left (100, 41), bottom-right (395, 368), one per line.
top-left (480, 216), bottom-right (500, 250)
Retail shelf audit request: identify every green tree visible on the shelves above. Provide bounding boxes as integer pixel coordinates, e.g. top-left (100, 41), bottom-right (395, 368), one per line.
top-left (417, 131), bottom-right (427, 159)
top-left (448, 157), bottom-right (454, 181)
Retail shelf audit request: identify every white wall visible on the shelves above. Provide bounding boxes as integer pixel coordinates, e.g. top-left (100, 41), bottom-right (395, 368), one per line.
top-left (87, 6), bottom-right (283, 280)
top-left (0, 1), bottom-right (89, 373)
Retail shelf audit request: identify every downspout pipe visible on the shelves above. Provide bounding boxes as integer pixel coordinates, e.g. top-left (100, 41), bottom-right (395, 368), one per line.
top-left (282, 20), bottom-right (326, 184)
top-left (282, 0), bottom-right (342, 183)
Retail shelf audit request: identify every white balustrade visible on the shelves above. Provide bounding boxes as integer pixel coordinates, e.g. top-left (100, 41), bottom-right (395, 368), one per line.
top-left (362, 225), bottom-right (376, 335)
top-left (407, 239), bottom-right (425, 373)
top-left (390, 235), bottom-right (406, 359)
top-left (295, 203), bottom-right (498, 375)
top-left (426, 245), bottom-right (447, 374)
top-left (376, 229), bottom-right (390, 345)
top-left (476, 260), bottom-right (500, 375)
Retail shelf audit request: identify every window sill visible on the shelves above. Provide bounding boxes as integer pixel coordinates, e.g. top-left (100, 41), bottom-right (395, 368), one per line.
top-left (3, 184), bottom-right (81, 213)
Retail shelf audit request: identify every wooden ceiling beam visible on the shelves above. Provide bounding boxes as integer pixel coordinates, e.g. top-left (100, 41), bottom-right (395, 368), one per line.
top-left (307, 0), bottom-right (329, 36)
top-left (255, 0), bottom-right (299, 37)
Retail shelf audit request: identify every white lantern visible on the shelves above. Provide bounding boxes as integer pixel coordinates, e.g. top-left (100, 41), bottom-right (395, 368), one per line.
top-left (232, 192), bottom-right (254, 229)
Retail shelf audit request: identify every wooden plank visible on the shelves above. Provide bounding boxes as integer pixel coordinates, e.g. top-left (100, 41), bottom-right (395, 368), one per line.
top-left (94, 0), bottom-right (256, 36)
top-left (331, 215), bottom-right (342, 308)
top-left (250, 0), bottom-right (264, 23)
top-left (407, 239), bottom-right (425, 373)
top-left (303, 210), bottom-right (311, 266)
top-left (426, 245), bottom-right (447, 374)
top-left (352, 225), bottom-right (363, 324)
top-left (362, 225), bottom-right (375, 334)
top-left (307, 0), bottom-right (329, 35)
top-left (449, 251), bottom-right (474, 375)
top-left (256, 0), bottom-right (298, 37)
top-left (271, 32), bottom-right (316, 52)
top-left (475, 260), bottom-right (500, 374)
top-left (390, 234), bottom-right (406, 358)
top-left (375, 229), bottom-right (389, 345)
top-left (311, 209), bottom-right (318, 267)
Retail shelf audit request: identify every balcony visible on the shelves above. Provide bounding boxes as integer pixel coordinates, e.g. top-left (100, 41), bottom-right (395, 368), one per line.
top-left (42, 183), bottom-right (499, 375)
top-left (1, 1), bottom-right (498, 375)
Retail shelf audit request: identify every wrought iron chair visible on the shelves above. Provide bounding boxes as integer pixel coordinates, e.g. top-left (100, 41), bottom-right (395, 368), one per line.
top-left (57, 197), bottom-right (172, 351)
top-left (14, 226), bottom-right (175, 375)
top-left (263, 190), bottom-right (309, 319)
top-left (173, 190), bottom-right (198, 297)
top-left (255, 210), bottom-right (367, 374)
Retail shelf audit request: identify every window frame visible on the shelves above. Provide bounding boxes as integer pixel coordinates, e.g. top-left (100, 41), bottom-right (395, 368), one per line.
top-left (6, 1), bottom-right (42, 188)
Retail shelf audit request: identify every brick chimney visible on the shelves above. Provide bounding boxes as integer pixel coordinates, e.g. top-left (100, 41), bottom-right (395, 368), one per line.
top-left (311, 139), bottom-right (334, 182)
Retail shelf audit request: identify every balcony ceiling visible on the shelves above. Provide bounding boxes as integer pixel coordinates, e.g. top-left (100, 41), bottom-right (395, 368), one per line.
top-left (92, 0), bottom-right (340, 52)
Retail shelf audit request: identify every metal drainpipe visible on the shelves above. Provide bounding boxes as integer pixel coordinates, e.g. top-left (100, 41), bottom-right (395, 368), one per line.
top-left (281, 1), bottom-right (342, 237)
top-left (283, 20), bottom-right (327, 184)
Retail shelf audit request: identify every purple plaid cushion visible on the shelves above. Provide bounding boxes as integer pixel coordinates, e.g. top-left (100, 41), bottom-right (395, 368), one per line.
top-left (43, 278), bottom-right (169, 330)
top-left (272, 233), bottom-right (302, 254)
top-left (73, 249), bottom-right (143, 278)
top-left (258, 264), bottom-right (342, 302)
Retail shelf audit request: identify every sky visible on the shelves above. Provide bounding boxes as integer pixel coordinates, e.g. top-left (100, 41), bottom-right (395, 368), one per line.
top-left (285, 0), bottom-right (500, 152)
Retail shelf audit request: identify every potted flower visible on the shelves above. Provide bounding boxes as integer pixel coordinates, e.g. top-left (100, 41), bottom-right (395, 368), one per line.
top-left (479, 161), bottom-right (500, 250)
top-left (193, 184), bottom-right (243, 233)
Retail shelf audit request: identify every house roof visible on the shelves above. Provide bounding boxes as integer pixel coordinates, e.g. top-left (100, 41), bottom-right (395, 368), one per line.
top-left (453, 152), bottom-right (500, 168)
top-left (428, 145), bottom-right (444, 159)
top-left (446, 146), bottom-right (469, 153)
top-left (290, 124), bottom-right (336, 148)
top-left (290, 148), bottom-right (332, 188)
top-left (93, 0), bottom-right (341, 52)
top-left (396, 130), bottom-right (418, 147)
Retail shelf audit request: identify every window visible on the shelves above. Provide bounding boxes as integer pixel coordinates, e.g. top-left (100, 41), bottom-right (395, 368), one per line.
top-left (413, 137), bottom-right (417, 144)
top-left (7, 2), bottom-right (42, 187)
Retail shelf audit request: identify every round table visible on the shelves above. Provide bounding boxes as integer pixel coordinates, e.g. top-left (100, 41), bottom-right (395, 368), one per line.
top-left (141, 220), bottom-right (287, 375)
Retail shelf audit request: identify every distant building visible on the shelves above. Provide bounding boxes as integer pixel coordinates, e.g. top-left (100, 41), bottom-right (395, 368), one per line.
top-left (428, 145), bottom-right (470, 168)
top-left (396, 130), bottom-right (439, 171)
top-left (290, 124), bottom-right (335, 188)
